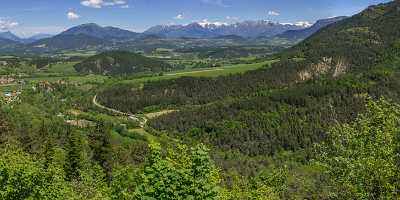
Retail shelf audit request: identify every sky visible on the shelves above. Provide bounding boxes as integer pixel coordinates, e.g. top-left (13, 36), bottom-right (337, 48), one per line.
top-left (0, 0), bottom-right (391, 37)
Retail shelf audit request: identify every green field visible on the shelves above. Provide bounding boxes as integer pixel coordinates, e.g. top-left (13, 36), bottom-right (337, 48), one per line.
top-left (121, 59), bottom-right (276, 85)
top-left (0, 84), bottom-right (19, 92)
top-left (47, 62), bottom-right (78, 74)
top-left (25, 74), bottom-right (109, 84)
top-left (1, 59), bottom-right (276, 93)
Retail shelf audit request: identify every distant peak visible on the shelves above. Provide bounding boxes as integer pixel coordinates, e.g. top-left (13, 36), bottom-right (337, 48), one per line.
top-left (78, 23), bottom-right (101, 28)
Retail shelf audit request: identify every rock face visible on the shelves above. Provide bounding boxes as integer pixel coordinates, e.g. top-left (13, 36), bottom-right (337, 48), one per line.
top-left (298, 57), bottom-right (349, 81)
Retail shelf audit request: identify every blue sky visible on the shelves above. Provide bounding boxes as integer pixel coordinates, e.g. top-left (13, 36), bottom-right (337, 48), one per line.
top-left (0, 0), bottom-right (391, 37)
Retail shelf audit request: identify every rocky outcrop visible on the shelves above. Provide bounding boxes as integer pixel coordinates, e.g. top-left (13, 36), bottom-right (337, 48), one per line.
top-left (298, 57), bottom-right (349, 81)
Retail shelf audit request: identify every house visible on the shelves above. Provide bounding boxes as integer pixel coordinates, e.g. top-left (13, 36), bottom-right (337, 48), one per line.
top-left (0, 77), bottom-right (14, 85)
top-left (2, 91), bottom-right (20, 103)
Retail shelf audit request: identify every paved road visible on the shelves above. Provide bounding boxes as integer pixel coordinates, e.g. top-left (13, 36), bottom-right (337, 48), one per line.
top-left (92, 95), bottom-right (146, 127)
top-left (165, 68), bottom-right (224, 76)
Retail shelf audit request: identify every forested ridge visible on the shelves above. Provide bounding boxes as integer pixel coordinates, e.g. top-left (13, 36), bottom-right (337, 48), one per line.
top-left (282, 0), bottom-right (400, 71)
top-left (74, 50), bottom-right (174, 75)
top-left (94, 1), bottom-right (400, 198)
top-left (97, 1), bottom-right (400, 158)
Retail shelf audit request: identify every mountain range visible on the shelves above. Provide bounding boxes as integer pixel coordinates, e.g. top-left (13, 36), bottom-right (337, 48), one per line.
top-left (275, 16), bottom-right (348, 41)
top-left (0, 31), bottom-right (53, 44)
top-left (0, 17), bottom-right (347, 52)
top-left (144, 20), bottom-right (309, 38)
top-left (59, 23), bottom-right (140, 41)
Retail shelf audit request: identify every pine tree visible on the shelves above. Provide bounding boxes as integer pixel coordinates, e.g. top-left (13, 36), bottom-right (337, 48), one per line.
top-left (89, 121), bottom-right (113, 182)
top-left (65, 127), bottom-right (83, 181)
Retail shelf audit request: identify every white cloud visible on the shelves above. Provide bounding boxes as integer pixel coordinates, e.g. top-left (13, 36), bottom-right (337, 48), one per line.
top-left (174, 14), bottom-right (185, 20)
top-left (67, 11), bottom-right (81, 20)
top-left (80, 0), bottom-right (128, 8)
top-left (295, 21), bottom-right (312, 27)
top-left (268, 11), bottom-right (280, 16)
top-left (226, 16), bottom-right (239, 21)
top-left (0, 18), bottom-right (19, 30)
top-left (280, 21), bottom-right (313, 27)
top-left (197, 19), bottom-right (228, 27)
top-left (81, 0), bottom-right (103, 8)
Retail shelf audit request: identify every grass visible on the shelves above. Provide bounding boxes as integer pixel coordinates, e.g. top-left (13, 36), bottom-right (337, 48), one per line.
top-left (47, 62), bottom-right (78, 74)
top-left (121, 59), bottom-right (276, 85)
top-left (25, 74), bottom-right (109, 84)
top-left (129, 128), bottom-right (157, 143)
top-left (0, 84), bottom-right (19, 92)
top-left (59, 50), bottom-right (98, 57)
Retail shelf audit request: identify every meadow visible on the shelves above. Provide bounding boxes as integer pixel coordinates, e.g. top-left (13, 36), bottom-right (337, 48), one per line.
top-left (120, 59), bottom-right (276, 85)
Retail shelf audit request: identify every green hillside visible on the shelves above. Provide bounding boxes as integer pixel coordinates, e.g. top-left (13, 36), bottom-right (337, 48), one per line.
top-left (74, 50), bottom-right (174, 75)
top-left (2, 1), bottom-right (400, 199)
top-left (97, 0), bottom-right (400, 184)
top-left (280, 1), bottom-right (400, 78)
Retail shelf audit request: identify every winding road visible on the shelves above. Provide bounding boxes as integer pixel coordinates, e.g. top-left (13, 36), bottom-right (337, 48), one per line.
top-left (92, 95), bottom-right (147, 127)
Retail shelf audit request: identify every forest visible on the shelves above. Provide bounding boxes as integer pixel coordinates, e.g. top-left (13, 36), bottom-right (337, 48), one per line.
top-left (2, 0), bottom-right (400, 199)
top-left (74, 50), bottom-right (175, 75)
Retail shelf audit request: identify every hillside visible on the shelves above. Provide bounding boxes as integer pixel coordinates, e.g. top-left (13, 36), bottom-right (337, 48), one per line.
top-left (30, 34), bottom-right (109, 50)
top-left (3, 1), bottom-right (400, 199)
top-left (0, 38), bottom-right (19, 46)
top-left (0, 31), bottom-right (20, 41)
top-left (74, 50), bottom-right (173, 75)
top-left (282, 1), bottom-right (400, 79)
top-left (60, 23), bottom-right (140, 40)
top-left (26, 24), bottom-right (139, 51)
top-left (276, 16), bottom-right (347, 41)
top-left (98, 1), bottom-right (400, 158)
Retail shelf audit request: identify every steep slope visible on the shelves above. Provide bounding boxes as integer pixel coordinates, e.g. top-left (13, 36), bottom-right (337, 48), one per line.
top-left (279, 1), bottom-right (400, 80)
top-left (74, 50), bottom-right (173, 75)
top-left (276, 16), bottom-right (348, 41)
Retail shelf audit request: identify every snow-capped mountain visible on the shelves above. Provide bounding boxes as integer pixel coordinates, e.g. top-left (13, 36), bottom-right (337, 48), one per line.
top-left (144, 20), bottom-right (310, 38)
top-left (276, 16), bottom-right (348, 40)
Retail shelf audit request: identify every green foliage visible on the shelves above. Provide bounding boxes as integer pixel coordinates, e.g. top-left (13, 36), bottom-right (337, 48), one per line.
top-left (89, 122), bottom-right (113, 181)
top-left (110, 166), bottom-right (141, 200)
top-left (74, 50), bottom-right (174, 75)
top-left (65, 128), bottom-right (84, 180)
top-left (136, 143), bottom-right (221, 200)
top-left (317, 98), bottom-right (400, 199)
top-left (282, 1), bottom-right (400, 73)
top-left (218, 171), bottom-right (280, 200)
top-left (0, 146), bottom-right (75, 200)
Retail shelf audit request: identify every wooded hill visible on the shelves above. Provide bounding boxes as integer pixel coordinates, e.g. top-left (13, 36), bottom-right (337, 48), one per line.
top-left (98, 1), bottom-right (400, 158)
top-left (2, 1), bottom-right (400, 199)
top-left (74, 50), bottom-right (174, 75)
